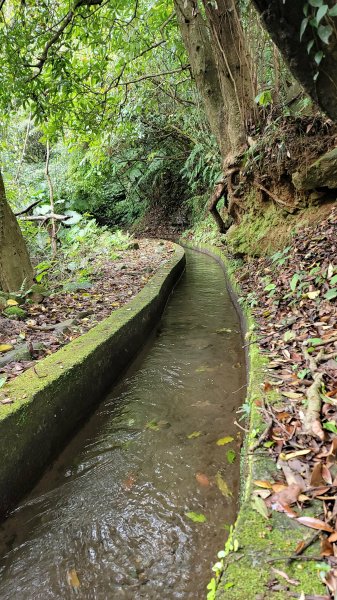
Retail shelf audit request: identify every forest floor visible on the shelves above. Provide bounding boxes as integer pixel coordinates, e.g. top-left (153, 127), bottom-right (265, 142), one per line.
top-left (228, 204), bottom-right (337, 596)
top-left (0, 238), bottom-right (174, 385)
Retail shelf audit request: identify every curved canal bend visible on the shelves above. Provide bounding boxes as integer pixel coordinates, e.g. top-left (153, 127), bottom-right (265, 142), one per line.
top-left (0, 250), bottom-right (245, 599)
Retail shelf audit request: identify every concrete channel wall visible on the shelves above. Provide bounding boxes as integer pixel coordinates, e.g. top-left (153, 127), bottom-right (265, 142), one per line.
top-left (0, 244), bottom-right (185, 519)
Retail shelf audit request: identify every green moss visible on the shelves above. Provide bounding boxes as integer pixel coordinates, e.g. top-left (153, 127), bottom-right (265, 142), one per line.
top-left (3, 306), bottom-right (27, 319)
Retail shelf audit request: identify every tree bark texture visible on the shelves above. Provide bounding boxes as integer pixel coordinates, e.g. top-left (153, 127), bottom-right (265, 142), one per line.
top-left (174, 0), bottom-right (230, 157)
top-left (0, 169), bottom-right (34, 292)
top-left (202, 0), bottom-right (257, 154)
top-left (252, 0), bottom-right (337, 121)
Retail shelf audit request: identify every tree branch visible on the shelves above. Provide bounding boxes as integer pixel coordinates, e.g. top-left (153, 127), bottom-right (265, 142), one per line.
top-left (28, 0), bottom-right (104, 80)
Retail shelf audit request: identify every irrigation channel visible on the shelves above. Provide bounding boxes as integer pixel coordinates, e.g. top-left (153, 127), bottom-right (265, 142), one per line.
top-left (0, 249), bottom-right (246, 599)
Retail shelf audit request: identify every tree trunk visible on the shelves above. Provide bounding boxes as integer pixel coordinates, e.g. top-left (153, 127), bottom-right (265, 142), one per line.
top-left (0, 170), bottom-right (34, 292)
top-left (174, 0), bottom-right (230, 157)
top-left (45, 140), bottom-right (57, 256)
top-left (174, 0), bottom-right (256, 231)
top-left (202, 0), bottom-right (257, 154)
top-left (252, 0), bottom-right (337, 121)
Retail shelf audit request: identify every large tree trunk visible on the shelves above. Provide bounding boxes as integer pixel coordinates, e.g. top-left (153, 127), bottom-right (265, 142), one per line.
top-left (174, 0), bottom-right (256, 231)
top-left (174, 0), bottom-right (230, 157)
top-left (202, 0), bottom-right (257, 154)
top-left (0, 170), bottom-right (34, 292)
top-left (252, 0), bottom-right (337, 121)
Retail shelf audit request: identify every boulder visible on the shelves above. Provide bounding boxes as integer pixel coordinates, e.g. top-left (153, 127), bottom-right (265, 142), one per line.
top-left (292, 146), bottom-right (337, 191)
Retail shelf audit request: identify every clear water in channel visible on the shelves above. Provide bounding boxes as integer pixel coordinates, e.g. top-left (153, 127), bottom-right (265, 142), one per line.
top-left (0, 249), bottom-right (245, 599)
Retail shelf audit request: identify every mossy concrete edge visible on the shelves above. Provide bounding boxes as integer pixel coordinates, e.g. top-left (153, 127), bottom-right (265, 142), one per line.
top-left (0, 244), bottom-right (185, 519)
top-left (183, 242), bottom-right (323, 600)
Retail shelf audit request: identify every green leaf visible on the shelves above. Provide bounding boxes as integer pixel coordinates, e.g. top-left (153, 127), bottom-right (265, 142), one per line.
top-left (307, 39), bottom-right (315, 54)
top-left (325, 288), bottom-right (337, 300)
top-left (317, 24), bottom-right (333, 43)
top-left (264, 283), bottom-right (276, 292)
top-left (290, 273), bottom-right (300, 292)
top-left (185, 511), bottom-right (207, 523)
top-left (307, 337), bottom-right (323, 346)
top-left (226, 449), bottom-right (236, 464)
top-left (284, 330), bottom-right (295, 342)
top-left (314, 50), bottom-right (324, 65)
top-left (308, 0), bottom-right (323, 6)
top-left (298, 368), bottom-right (310, 380)
top-left (187, 431), bottom-right (202, 439)
top-left (330, 274), bottom-right (337, 286)
top-left (300, 17), bottom-right (309, 40)
top-left (328, 4), bottom-right (337, 16)
top-left (251, 495), bottom-right (270, 519)
top-left (323, 421), bottom-right (337, 434)
top-left (317, 4), bottom-right (328, 23)
top-left (216, 436), bottom-right (234, 446)
top-left (0, 376), bottom-right (7, 389)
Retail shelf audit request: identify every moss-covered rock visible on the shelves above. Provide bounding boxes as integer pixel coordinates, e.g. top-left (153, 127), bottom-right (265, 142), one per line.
top-left (293, 146), bottom-right (337, 190)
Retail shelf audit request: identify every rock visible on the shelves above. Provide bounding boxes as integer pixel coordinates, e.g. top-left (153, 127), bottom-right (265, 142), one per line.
top-left (3, 306), bottom-right (27, 320)
top-left (0, 344), bottom-right (31, 368)
top-left (292, 146), bottom-right (337, 190)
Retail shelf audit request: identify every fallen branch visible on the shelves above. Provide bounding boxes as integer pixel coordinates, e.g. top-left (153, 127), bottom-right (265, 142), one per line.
top-left (18, 213), bottom-right (69, 222)
top-left (302, 346), bottom-right (325, 439)
top-left (304, 372), bottom-right (324, 440)
top-left (15, 198), bottom-right (44, 216)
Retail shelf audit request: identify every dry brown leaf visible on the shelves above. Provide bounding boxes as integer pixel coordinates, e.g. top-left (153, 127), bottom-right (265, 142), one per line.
top-left (271, 567), bottom-right (299, 586)
top-left (328, 531), bottom-right (337, 542)
top-left (271, 483), bottom-right (287, 493)
top-left (296, 516), bottom-right (334, 533)
top-left (196, 472), bottom-right (210, 487)
top-left (320, 537), bottom-right (334, 557)
top-left (270, 483), bottom-right (302, 507)
top-left (310, 462), bottom-right (325, 487)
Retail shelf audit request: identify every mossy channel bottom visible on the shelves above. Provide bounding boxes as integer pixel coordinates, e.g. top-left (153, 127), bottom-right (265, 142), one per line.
top-left (0, 250), bottom-right (245, 600)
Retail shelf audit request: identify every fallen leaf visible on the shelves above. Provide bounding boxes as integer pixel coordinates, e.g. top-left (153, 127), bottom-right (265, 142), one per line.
top-left (216, 436), bottom-right (234, 446)
top-left (187, 431), bottom-right (202, 439)
top-left (310, 463), bottom-right (326, 487)
top-left (328, 532), bottom-right (337, 543)
top-left (321, 537), bottom-right (334, 557)
top-left (6, 299), bottom-right (18, 306)
top-left (185, 511), bottom-right (207, 523)
top-left (0, 344), bottom-right (13, 353)
top-left (280, 449), bottom-right (312, 461)
top-left (226, 449), bottom-right (236, 464)
top-left (254, 480), bottom-right (273, 489)
top-left (271, 567), bottom-right (300, 586)
top-left (66, 568), bottom-right (80, 589)
top-left (270, 483), bottom-right (302, 507)
top-left (296, 517), bottom-right (334, 533)
top-left (282, 392), bottom-right (303, 400)
top-left (215, 472), bottom-right (232, 498)
top-left (251, 495), bottom-right (270, 519)
top-left (196, 472), bottom-right (210, 487)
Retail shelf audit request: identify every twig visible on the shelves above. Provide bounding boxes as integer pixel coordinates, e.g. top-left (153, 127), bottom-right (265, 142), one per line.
top-left (250, 412), bottom-right (273, 451)
top-left (267, 555), bottom-right (322, 563)
top-left (234, 419), bottom-right (249, 432)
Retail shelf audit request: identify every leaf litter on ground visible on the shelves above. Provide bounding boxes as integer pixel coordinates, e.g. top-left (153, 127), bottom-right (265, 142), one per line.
top-left (237, 207), bottom-right (337, 597)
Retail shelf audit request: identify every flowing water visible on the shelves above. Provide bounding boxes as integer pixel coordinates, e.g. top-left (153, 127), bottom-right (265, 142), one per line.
top-left (0, 250), bottom-right (245, 600)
